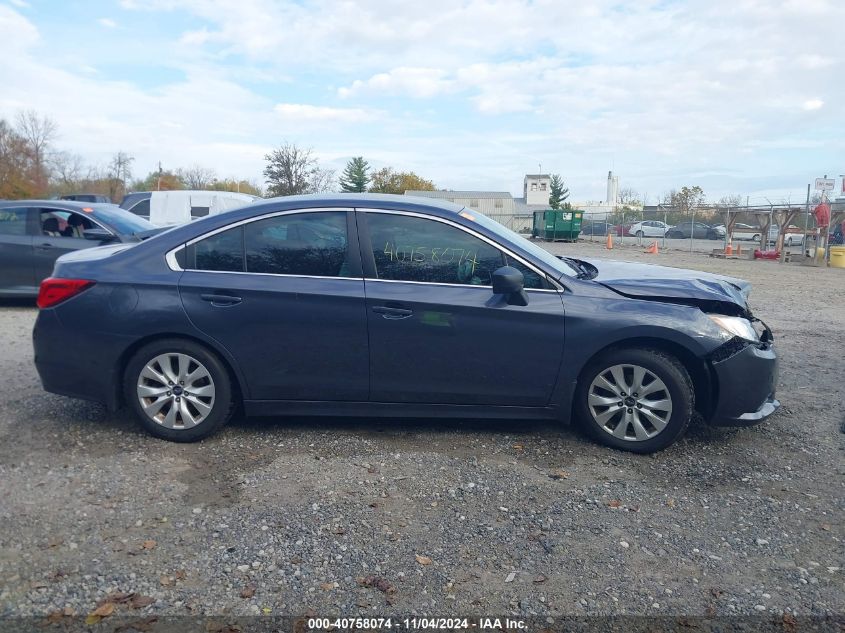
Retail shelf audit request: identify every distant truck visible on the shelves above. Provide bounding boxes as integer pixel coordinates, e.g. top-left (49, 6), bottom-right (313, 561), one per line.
top-left (120, 190), bottom-right (259, 227)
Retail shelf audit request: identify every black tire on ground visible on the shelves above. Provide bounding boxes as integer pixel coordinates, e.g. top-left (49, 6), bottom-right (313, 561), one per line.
top-left (635, 230), bottom-right (644, 238)
top-left (667, 230), bottom-right (681, 238)
top-left (574, 347), bottom-right (694, 453)
top-left (124, 338), bottom-right (235, 442)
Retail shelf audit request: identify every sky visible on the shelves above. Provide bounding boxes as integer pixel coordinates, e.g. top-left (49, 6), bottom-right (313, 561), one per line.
top-left (1, 0), bottom-right (843, 203)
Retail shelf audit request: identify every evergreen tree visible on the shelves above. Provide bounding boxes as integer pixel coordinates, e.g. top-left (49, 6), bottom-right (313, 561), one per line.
top-left (339, 156), bottom-right (370, 193)
top-left (548, 174), bottom-right (569, 209)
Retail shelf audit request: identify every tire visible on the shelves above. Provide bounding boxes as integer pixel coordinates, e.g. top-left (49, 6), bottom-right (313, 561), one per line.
top-left (752, 234), bottom-right (760, 242)
top-left (707, 230), bottom-right (717, 240)
top-left (124, 338), bottom-right (235, 442)
top-left (667, 230), bottom-right (680, 239)
top-left (635, 230), bottom-right (644, 239)
top-left (574, 348), bottom-right (693, 453)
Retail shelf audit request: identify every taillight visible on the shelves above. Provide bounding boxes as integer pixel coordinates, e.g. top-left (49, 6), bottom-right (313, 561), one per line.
top-left (37, 278), bottom-right (95, 309)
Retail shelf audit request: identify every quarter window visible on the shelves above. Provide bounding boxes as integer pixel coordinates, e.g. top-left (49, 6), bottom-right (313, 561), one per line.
top-left (366, 213), bottom-right (548, 289)
top-left (128, 199), bottom-right (150, 217)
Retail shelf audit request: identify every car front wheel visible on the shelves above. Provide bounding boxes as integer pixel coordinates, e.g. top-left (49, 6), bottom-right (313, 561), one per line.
top-left (575, 348), bottom-right (693, 453)
top-left (635, 230), bottom-right (644, 238)
top-left (125, 338), bottom-right (235, 442)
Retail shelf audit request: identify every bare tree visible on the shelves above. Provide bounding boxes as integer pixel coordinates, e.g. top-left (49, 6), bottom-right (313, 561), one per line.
top-left (15, 109), bottom-right (57, 195)
top-left (310, 167), bottom-right (336, 194)
top-left (178, 165), bottom-right (216, 189)
top-left (263, 142), bottom-right (333, 196)
top-left (108, 152), bottom-right (134, 201)
top-left (618, 187), bottom-right (640, 206)
top-left (50, 151), bottom-right (85, 193)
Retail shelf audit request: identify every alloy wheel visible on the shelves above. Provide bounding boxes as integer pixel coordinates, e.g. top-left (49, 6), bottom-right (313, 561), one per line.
top-left (587, 363), bottom-right (673, 441)
top-left (136, 353), bottom-right (216, 429)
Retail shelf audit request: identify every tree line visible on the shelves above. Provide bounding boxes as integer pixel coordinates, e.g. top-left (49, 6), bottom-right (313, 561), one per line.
top-left (0, 109), bottom-right (443, 203)
top-left (0, 110), bottom-right (265, 201)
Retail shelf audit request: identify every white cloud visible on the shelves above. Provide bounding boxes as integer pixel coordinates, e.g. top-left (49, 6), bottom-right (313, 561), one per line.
top-left (9, 0), bottom-right (29, 7)
top-left (339, 68), bottom-right (455, 99)
top-left (0, 5), bottom-right (38, 51)
top-left (3, 0), bottom-right (845, 200)
top-left (274, 103), bottom-right (379, 123)
top-left (98, 17), bottom-right (117, 28)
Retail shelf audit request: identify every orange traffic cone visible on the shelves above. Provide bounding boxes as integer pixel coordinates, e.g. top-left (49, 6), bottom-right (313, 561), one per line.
top-left (606, 232), bottom-right (613, 249)
top-left (725, 240), bottom-right (733, 256)
top-left (644, 241), bottom-right (659, 254)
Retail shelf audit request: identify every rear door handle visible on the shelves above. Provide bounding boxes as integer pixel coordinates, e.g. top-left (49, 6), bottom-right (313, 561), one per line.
top-left (200, 293), bottom-right (242, 306)
top-left (372, 306), bottom-right (413, 319)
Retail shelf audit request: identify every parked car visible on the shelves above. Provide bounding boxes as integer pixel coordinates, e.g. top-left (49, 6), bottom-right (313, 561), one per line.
top-left (629, 220), bottom-right (671, 238)
top-left (614, 223), bottom-right (633, 237)
top-left (120, 190), bottom-right (259, 227)
top-left (666, 221), bottom-right (724, 239)
top-left (33, 194), bottom-right (779, 453)
top-left (0, 200), bottom-right (156, 297)
top-left (580, 220), bottom-right (614, 236)
top-left (781, 225), bottom-right (806, 247)
top-left (731, 223), bottom-right (758, 240)
top-left (60, 194), bottom-right (112, 204)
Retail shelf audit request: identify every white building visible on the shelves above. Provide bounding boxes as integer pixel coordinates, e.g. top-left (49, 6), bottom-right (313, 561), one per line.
top-left (522, 174), bottom-right (551, 205)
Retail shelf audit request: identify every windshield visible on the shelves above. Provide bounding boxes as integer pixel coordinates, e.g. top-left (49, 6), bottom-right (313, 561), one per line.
top-left (459, 209), bottom-right (577, 278)
top-left (91, 204), bottom-right (156, 235)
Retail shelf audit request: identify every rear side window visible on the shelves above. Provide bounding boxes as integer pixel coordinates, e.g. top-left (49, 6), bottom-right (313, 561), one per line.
top-left (244, 212), bottom-right (349, 277)
top-left (194, 226), bottom-right (245, 271)
top-left (189, 211), bottom-right (349, 277)
top-left (0, 208), bottom-right (28, 235)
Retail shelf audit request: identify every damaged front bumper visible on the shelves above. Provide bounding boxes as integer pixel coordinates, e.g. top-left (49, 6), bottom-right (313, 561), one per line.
top-left (707, 334), bottom-right (779, 427)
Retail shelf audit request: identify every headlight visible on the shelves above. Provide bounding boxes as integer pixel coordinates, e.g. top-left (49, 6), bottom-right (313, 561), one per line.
top-left (708, 314), bottom-right (759, 342)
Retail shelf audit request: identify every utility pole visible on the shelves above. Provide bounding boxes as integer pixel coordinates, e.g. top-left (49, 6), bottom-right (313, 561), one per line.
top-left (157, 162), bottom-right (163, 191)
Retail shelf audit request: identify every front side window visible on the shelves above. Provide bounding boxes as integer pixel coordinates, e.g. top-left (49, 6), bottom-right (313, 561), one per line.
top-left (0, 207), bottom-right (28, 235)
top-left (39, 210), bottom-right (94, 238)
top-left (366, 213), bottom-right (547, 288)
top-left (190, 211), bottom-right (349, 277)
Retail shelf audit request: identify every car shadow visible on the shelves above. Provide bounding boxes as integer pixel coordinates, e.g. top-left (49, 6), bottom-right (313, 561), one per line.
top-left (0, 298), bottom-right (37, 308)
top-left (229, 413), bottom-right (568, 439)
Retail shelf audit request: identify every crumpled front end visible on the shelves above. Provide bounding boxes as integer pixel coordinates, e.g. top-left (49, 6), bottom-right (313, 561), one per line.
top-left (706, 327), bottom-right (779, 427)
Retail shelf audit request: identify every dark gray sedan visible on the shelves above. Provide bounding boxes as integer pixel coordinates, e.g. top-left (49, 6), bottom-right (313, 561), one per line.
top-left (0, 200), bottom-right (156, 297)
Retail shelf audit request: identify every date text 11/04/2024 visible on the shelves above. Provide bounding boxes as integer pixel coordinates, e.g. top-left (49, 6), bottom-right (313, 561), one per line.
top-left (306, 618), bottom-right (527, 630)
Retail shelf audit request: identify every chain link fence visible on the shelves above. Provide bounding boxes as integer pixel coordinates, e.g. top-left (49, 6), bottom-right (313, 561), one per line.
top-left (576, 207), bottom-right (819, 256)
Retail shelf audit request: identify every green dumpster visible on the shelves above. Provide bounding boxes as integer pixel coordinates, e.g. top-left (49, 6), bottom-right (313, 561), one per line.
top-left (532, 209), bottom-right (583, 241)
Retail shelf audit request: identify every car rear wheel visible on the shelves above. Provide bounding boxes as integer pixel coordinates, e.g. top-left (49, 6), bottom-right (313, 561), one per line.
top-left (575, 348), bottom-right (693, 453)
top-left (125, 338), bottom-right (234, 442)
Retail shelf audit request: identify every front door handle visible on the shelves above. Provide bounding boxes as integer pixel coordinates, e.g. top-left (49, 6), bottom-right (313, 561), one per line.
top-left (37, 243), bottom-right (53, 250)
top-left (372, 306), bottom-right (413, 320)
top-left (200, 293), bottom-right (242, 306)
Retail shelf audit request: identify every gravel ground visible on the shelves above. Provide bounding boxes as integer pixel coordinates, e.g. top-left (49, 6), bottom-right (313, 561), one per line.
top-left (0, 241), bottom-right (842, 624)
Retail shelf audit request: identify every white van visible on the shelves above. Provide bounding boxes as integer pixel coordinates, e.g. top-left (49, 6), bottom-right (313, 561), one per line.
top-left (120, 190), bottom-right (258, 227)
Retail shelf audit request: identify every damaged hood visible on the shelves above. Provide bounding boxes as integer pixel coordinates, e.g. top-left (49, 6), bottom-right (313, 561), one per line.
top-left (576, 257), bottom-right (751, 310)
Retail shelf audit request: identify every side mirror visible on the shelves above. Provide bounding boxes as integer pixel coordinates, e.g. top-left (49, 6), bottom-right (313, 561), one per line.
top-left (492, 266), bottom-right (528, 306)
top-left (83, 228), bottom-right (117, 243)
